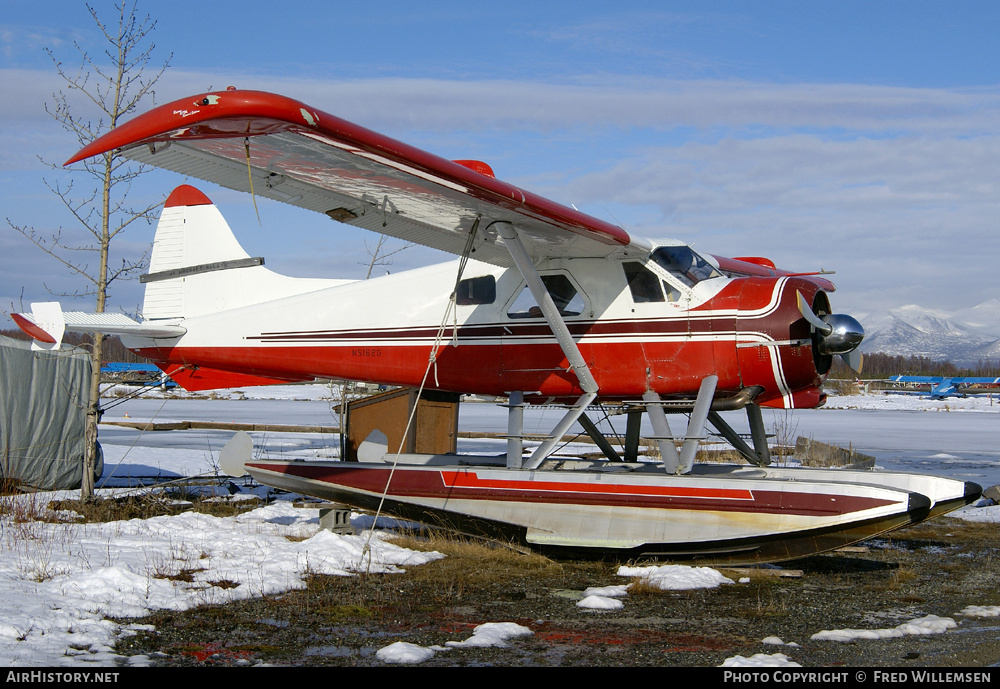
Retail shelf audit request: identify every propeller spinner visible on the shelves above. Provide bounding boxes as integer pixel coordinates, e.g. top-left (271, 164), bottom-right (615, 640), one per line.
top-left (796, 291), bottom-right (865, 373)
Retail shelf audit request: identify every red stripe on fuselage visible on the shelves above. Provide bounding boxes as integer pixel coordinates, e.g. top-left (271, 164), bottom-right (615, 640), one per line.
top-left (135, 335), bottom-right (817, 404)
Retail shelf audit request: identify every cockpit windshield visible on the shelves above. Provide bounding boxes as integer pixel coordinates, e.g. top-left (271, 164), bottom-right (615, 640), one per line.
top-left (651, 246), bottom-right (722, 287)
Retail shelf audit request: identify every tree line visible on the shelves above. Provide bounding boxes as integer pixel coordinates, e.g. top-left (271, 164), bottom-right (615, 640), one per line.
top-left (830, 352), bottom-right (1000, 379)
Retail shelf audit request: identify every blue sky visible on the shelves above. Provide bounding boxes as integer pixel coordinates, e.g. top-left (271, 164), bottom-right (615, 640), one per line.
top-left (2, 1), bottom-right (999, 319)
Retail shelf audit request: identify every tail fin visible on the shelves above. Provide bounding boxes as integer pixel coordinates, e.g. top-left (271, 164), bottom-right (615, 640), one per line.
top-left (142, 185), bottom-right (261, 319)
top-left (142, 185), bottom-right (344, 320)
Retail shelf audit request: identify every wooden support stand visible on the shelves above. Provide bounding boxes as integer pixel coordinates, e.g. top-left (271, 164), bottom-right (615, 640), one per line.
top-left (345, 387), bottom-right (460, 461)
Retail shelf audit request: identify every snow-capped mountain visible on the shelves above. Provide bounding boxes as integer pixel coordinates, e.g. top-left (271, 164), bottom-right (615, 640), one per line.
top-left (858, 300), bottom-right (1000, 365)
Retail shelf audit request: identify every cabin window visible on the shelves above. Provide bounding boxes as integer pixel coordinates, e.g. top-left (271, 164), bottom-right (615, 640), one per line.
top-left (652, 246), bottom-right (721, 287)
top-left (456, 275), bottom-right (496, 305)
top-left (507, 274), bottom-right (585, 319)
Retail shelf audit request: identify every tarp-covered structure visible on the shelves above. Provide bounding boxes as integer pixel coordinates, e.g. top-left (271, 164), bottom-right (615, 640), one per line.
top-left (0, 334), bottom-right (102, 490)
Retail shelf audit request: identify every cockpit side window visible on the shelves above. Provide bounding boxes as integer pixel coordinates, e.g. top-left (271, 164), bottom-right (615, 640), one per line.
top-left (507, 274), bottom-right (585, 319)
top-left (652, 246), bottom-right (722, 287)
top-left (623, 262), bottom-right (664, 303)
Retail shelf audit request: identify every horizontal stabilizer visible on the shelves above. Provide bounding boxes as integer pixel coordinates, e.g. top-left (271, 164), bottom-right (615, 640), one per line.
top-left (12, 302), bottom-right (185, 350)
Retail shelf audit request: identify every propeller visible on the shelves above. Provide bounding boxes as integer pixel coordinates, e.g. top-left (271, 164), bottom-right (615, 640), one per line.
top-left (796, 291), bottom-right (865, 374)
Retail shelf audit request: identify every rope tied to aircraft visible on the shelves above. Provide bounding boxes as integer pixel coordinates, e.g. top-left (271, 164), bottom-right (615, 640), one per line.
top-left (360, 217), bottom-right (481, 569)
top-left (244, 137), bottom-right (261, 226)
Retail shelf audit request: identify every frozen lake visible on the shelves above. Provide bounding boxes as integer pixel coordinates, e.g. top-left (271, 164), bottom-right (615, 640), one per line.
top-left (96, 386), bottom-right (1000, 490)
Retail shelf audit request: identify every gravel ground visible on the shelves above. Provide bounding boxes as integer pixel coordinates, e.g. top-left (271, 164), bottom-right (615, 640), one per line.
top-left (115, 517), bottom-right (1000, 667)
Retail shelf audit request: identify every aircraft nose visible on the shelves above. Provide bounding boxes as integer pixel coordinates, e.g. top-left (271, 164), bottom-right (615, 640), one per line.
top-left (796, 290), bottom-right (865, 373)
top-left (818, 313), bottom-right (864, 355)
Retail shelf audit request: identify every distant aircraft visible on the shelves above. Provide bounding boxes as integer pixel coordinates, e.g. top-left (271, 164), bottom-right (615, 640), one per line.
top-left (12, 89), bottom-right (980, 564)
top-left (101, 362), bottom-right (177, 388)
top-left (888, 375), bottom-right (1000, 399)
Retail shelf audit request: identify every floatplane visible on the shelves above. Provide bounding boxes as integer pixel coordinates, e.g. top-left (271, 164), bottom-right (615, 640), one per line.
top-left (13, 89), bottom-right (980, 564)
top-left (887, 376), bottom-right (1000, 399)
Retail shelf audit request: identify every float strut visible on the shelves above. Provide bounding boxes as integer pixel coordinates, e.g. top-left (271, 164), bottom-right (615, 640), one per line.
top-left (706, 403), bottom-right (771, 466)
top-left (578, 412), bottom-right (622, 462)
top-left (496, 221), bottom-right (600, 470)
top-left (678, 375), bottom-right (718, 474)
top-left (506, 391), bottom-right (525, 469)
top-left (624, 409), bottom-right (643, 463)
top-left (524, 392), bottom-right (597, 469)
top-left (643, 390), bottom-right (681, 473)
top-left (746, 403), bottom-right (771, 465)
top-left (707, 411), bottom-right (761, 465)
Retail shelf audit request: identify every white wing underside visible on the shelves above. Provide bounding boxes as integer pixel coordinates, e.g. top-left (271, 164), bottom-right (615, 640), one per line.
top-left (122, 132), bottom-right (643, 267)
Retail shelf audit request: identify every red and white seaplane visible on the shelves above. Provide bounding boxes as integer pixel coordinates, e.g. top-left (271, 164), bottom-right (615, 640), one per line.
top-left (14, 89), bottom-right (979, 564)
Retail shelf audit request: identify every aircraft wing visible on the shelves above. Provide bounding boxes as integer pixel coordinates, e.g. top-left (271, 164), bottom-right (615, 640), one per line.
top-left (67, 90), bottom-right (642, 266)
top-left (890, 376), bottom-right (1000, 385)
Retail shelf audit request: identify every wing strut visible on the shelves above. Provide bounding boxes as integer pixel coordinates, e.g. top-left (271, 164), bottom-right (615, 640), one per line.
top-left (495, 222), bottom-right (599, 469)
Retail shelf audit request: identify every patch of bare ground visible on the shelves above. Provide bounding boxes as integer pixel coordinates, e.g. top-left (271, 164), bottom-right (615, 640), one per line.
top-left (75, 491), bottom-right (262, 520)
top-left (114, 517), bottom-right (1000, 667)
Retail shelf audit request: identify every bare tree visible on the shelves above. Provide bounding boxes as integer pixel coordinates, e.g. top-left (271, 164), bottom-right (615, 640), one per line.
top-left (7, 2), bottom-right (170, 498)
top-left (363, 234), bottom-right (412, 279)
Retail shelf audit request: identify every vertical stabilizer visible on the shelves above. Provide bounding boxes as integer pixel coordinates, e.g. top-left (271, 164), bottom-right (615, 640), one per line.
top-left (141, 185), bottom-right (347, 321)
top-left (142, 185), bottom-right (255, 319)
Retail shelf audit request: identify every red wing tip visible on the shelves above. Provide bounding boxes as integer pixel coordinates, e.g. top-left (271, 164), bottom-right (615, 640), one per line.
top-left (64, 152), bottom-right (88, 166)
top-left (164, 185), bottom-right (213, 208)
top-left (64, 141), bottom-right (107, 166)
top-left (10, 313), bottom-right (56, 344)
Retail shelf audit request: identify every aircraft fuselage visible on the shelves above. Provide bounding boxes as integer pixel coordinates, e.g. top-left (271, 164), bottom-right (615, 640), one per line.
top-left (127, 253), bottom-right (831, 409)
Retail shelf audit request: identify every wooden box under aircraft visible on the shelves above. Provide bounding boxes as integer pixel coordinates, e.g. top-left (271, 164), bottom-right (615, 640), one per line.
top-left (345, 387), bottom-right (460, 461)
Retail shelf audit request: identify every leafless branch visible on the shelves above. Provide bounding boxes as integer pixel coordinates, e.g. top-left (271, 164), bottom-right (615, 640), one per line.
top-left (8, 1), bottom-right (170, 499)
top-left (363, 234), bottom-right (414, 279)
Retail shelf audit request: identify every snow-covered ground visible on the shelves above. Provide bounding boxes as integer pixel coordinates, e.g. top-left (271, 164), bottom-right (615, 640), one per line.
top-left (2, 385), bottom-right (998, 666)
top-left (0, 497), bottom-right (443, 666)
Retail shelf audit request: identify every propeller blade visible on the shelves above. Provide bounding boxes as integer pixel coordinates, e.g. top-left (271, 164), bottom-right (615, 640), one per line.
top-left (796, 291), bottom-right (833, 336)
top-left (841, 349), bottom-right (864, 374)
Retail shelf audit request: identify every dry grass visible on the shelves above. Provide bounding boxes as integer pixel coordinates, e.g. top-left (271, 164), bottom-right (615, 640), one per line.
top-left (622, 577), bottom-right (667, 596)
top-left (48, 495), bottom-right (182, 522)
top-left (46, 489), bottom-right (262, 523)
top-left (386, 531), bottom-right (562, 589)
top-left (694, 449), bottom-right (747, 464)
top-left (889, 567), bottom-right (919, 588)
top-left (742, 588), bottom-right (790, 619)
top-left (0, 492), bottom-right (52, 525)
